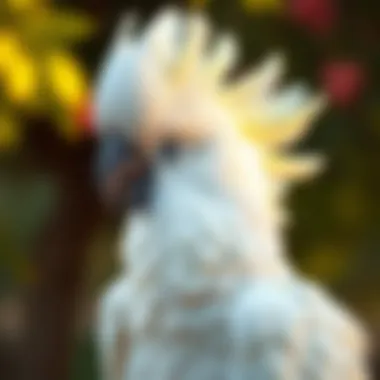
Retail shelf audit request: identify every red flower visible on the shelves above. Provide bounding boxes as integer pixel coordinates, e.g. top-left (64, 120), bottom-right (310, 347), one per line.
top-left (320, 61), bottom-right (366, 107)
top-left (288, 0), bottom-right (338, 36)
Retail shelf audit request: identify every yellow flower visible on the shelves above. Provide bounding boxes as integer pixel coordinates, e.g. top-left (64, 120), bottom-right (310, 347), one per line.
top-left (47, 52), bottom-right (88, 110)
top-left (4, 51), bottom-right (37, 104)
top-left (0, 31), bottom-right (20, 73)
top-left (242, 0), bottom-right (283, 12)
top-left (0, 32), bottom-right (37, 105)
top-left (0, 115), bottom-right (20, 150)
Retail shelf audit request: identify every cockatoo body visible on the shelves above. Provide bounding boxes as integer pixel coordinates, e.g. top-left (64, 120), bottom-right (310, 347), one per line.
top-left (94, 8), bottom-right (369, 380)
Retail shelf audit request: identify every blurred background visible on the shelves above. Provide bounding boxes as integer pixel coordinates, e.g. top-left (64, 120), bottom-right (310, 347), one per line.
top-left (0, 0), bottom-right (379, 379)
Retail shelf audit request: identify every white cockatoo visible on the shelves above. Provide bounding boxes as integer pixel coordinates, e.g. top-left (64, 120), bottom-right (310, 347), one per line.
top-left (93, 8), bottom-right (369, 380)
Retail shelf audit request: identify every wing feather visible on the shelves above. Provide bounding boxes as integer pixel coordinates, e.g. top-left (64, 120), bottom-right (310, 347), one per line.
top-left (233, 277), bottom-right (369, 380)
top-left (97, 279), bottom-right (131, 380)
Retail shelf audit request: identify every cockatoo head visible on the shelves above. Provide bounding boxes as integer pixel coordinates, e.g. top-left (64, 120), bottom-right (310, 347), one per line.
top-left (93, 8), bottom-right (325, 271)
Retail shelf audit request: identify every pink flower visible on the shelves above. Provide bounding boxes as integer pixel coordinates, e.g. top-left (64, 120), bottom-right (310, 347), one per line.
top-left (320, 61), bottom-right (366, 107)
top-left (288, 0), bottom-right (338, 36)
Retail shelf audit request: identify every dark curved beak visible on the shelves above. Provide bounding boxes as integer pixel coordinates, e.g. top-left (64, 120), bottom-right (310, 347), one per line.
top-left (95, 133), bottom-right (153, 213)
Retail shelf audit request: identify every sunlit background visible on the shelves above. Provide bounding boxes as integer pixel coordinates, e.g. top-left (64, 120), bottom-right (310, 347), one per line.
top-left (0, 0), bottom-right (379, 379)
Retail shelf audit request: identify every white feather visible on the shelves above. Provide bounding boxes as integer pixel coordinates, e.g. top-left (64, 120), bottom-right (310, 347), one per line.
top-left (96, 9), bottom-right (368, 380)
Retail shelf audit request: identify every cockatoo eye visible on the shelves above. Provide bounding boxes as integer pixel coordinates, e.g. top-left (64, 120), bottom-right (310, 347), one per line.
top-left (158, 139), bottom-right (180, 161)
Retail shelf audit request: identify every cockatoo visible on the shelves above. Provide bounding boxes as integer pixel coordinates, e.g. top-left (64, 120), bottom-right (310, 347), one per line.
top-left (94, 8), bottom-right (369, 380)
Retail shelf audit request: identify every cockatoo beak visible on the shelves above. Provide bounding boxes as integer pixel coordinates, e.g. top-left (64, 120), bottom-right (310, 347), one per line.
top-left (90, 15), bottom-right (155, 213)
top-left (95, 133), bottom-right (153, 213)
top-left (75, 95), bottom-right (152, 213)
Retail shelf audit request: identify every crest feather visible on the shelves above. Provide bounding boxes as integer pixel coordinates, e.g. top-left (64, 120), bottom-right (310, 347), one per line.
top-left (227, 52), bottom-right (286, 103)
top-left (242, 95), bottom-right (326, 148)
top-left (113, 13), bottom-right (139, 46)
top-left (175, 13), bottom-right (210, 82)
top-left (143, 7), bottom-right (182, 65)
top-left (115, 9), bottom-right (326, 186)
top-left (264, 153), bottom-right (325, 182)
top-left (205, 34), bottom-right (239, 85)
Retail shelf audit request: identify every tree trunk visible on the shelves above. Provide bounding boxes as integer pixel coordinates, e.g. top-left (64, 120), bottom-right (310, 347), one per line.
top-left (22, 125), bottom-right (101, 380)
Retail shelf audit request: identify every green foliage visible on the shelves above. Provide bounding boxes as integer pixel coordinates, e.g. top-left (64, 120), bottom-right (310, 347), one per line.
top-left (0, 168), bottom-right (58, 291)
top-left (70, 335), bottom-right (99, 380)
